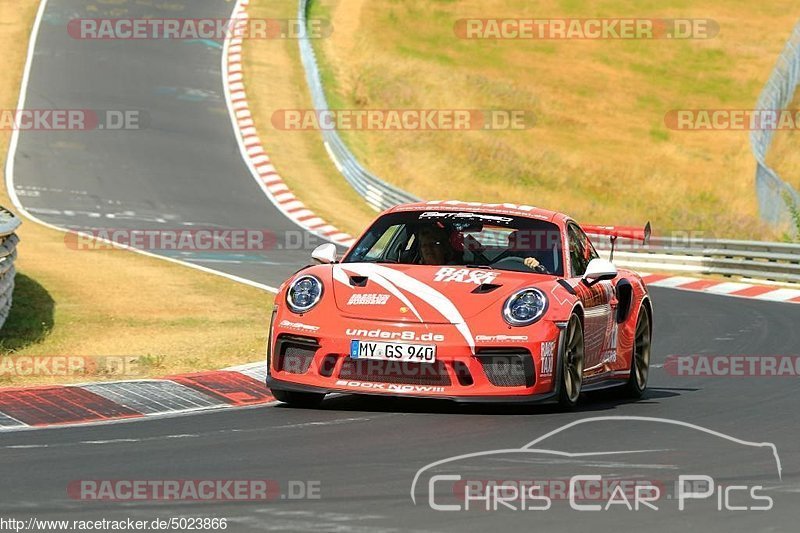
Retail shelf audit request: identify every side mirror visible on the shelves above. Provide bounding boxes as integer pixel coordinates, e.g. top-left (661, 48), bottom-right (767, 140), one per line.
top-left (582, 258), bottom-right (617, 286)
top-left (311, 243), bottom-right (338, 264)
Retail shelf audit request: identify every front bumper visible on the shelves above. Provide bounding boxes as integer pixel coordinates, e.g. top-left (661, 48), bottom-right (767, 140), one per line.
top-left (267, 317), bottom-right (563, 401)
top-left (267, 375), bottom-right (560, 404)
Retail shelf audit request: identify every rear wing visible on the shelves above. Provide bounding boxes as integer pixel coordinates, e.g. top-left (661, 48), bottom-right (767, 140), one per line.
top-left (582, 222), bottom-right (651, 261)
top-left (582, 222), bottom-right (651, 244)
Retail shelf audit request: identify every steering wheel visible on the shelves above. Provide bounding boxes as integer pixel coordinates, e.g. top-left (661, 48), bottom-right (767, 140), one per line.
top-left (492, 255), bottom-right (550, 274)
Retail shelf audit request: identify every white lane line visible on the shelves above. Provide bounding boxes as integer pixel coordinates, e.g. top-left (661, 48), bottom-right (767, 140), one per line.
top-left (269, 417), bottom-right (374, 430)
top-left (3, 0), bottom-right (277, 294)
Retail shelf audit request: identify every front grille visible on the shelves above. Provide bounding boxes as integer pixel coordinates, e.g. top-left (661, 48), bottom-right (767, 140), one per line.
top-left (275, 335), bottom-right (318, 374)
top-left (477, 349), bottom-right (534, 387)
top-left (338, 359), bottom-right (452, 386)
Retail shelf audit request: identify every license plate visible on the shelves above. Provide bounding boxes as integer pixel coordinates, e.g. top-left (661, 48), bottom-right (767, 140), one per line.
top-left (349, 340), bottom-right (437, 363)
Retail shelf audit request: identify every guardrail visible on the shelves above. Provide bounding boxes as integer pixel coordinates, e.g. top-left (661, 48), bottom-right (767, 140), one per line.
top-left (588, 235), bottom-right (800, 285)
top-left (297, 0), bottom-right (419, 212)
top-left (298, 1), bottom-right (799, 284)
top-left (0, 207), bottom-right (20, 330)
top-left (750, 20), bottom-right (800, 231)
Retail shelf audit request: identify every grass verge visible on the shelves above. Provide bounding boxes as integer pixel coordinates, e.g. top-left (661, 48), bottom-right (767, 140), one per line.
top-left (248, 0), bottom-right (800, 240)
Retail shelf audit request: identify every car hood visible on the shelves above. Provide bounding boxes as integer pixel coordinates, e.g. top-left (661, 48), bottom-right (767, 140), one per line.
top-left (328, 262), bottom-right (553, 324)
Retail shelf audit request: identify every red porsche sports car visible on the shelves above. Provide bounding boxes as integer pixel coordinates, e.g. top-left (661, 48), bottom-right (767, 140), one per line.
top-left (266, 201), bottom-right (653, 408)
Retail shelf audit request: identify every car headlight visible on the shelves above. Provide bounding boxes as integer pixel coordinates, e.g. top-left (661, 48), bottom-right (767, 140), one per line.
top-left (286, 275), bottom-right (323, 313)
top-left (502, 288), bottom-right (548, 326)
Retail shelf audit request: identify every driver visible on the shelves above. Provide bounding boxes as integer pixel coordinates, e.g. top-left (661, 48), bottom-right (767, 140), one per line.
top-left (508, 230), bottom-right (549, 273)
top-left (417, 225), bottom-right (454, 265)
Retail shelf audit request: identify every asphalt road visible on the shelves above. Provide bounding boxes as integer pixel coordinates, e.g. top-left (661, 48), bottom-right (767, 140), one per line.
top-left (1, 288), bottom-right (798, 532)
top-left (4, 0), bottom-right (799, 531)
top-left (10, 0), bottom-right (319, 287)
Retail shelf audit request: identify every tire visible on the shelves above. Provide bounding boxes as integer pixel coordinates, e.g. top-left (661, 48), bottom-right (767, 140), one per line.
top-left (558, 314), bottom-right (585, 409)
top-left (272, 389), bottom-right (325, 408)
top-left (622, 305), bottom-right (651, 399)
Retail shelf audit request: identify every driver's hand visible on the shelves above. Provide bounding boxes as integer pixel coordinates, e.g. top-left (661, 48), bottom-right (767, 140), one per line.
top-left (523, 257), bottom-right (541, 270)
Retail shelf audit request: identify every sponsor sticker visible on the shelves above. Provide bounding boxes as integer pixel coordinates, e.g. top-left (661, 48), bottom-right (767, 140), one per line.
top-left (279, 320), bottom-right (320, 332)
top-left (347, 293), bottom-right (390, 305)
top-left (335, 379), bottom-right (446, 393)
top-left (419, 211), bottom-right (515, 224)
top-left (475, 335), bottom-right (529, 343)
top-left (346, 328), bottom-right (444, 342)
top-left (540, 341), bottom-right (555, 376)
top-left (434, 267), bottom-right (499, 285)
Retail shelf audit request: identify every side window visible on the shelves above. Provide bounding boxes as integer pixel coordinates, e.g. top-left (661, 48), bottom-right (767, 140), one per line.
top-left (363, 224), bottom-right (402, 261)
top-left (568, 224), bottom-right (598, 277)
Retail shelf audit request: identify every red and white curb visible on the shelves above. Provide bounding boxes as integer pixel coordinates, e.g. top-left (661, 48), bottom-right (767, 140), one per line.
top-left (223, 0), bottom-right (355, 248)
top-left (0, 363), bottom-right (272, 431)
top-left (642, 273), bottom-right (800, 304)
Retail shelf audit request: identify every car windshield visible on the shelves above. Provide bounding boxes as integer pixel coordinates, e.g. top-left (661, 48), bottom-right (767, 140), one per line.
top-left (342, 210), bottom-right (564, 275)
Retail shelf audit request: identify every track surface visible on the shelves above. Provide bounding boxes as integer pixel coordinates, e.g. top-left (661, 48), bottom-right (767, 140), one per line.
top-left (4, 0), bottom-right (800, 531)
top-left (1, 288), bottom-right (799, 531)
top-left (10, 0), bottom-right (317, 287)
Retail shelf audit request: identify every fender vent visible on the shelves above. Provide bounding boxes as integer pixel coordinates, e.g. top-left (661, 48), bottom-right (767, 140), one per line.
top-left (349, 275), bottom-right (368, 287)
top-left (472, 283), bottom-right (502, 294)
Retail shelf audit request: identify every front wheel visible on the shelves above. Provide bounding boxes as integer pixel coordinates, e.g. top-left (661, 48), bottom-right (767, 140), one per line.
top-left (272, 389), bottom-right (325, 408)
top-left (622, 306), bottom-right (652, 398)
top-left (558, 314), bottom-right (585, 409)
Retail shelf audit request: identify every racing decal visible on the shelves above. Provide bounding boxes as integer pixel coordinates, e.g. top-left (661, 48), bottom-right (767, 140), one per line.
top-left (419, 211), bottom-right (514, 225)
top-left (346, 328), bottom-right (444, 342)
top-left (475, 334), bottom-right (529, 342)
top-left (333, 264), bottom-right (424, 322)
top-left (433, 267), bottom-right (498, 285)
top-left (278, 320), bottom-right (320, 332)
top-left (335, 380), bottom-right (445, 393)
top-left (425, 200), bottom-right (536, 212)
top-left (601, 322), bottom-right (619, 364)
top-left (347, 293), bottom-right (390, 305)
top-left (540, 341), bottom-right (555, 376)
top-left (337, 264), bottom-right (476, 352)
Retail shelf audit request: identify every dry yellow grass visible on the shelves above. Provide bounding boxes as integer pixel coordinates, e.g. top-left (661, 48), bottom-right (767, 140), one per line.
top-left (0, 1), bottom-right (273, 387)
top-left (766, 92), bottom-right (800, 195)
top-left (247, 0), bottom-right (800, 239)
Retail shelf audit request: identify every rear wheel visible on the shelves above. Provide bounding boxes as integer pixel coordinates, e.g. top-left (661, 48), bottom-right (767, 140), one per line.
top-left (558, 314), bottom-right (585, 408)
top-left (623, 306), bottom-right (651, 398)
top-left (272, 389), bottom-right (325, 408)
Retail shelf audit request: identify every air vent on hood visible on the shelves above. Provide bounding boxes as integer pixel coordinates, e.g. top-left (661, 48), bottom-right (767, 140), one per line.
top-left (472, 283), bottom-right (502, 294)
top-left (349, 275), bottom-right (368, 287)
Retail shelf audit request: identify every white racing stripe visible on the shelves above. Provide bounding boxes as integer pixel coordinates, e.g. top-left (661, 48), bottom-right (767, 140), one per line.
top-left (334, 264), bottom-right (424, 322)
top-left (345, 263), bottom-right (475, 351)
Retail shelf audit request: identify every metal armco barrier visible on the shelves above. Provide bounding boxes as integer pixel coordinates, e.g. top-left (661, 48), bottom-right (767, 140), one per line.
top-left (297, 0), bottom-right (419, 212)
top-left (0, 207), bottom-right (20, 330)
top-left (750, 20), bottom-right (800, 230)
top-left (589, 235), bottom-right (800, 285)
top-left (298, 1), bottom-right (799, 283)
